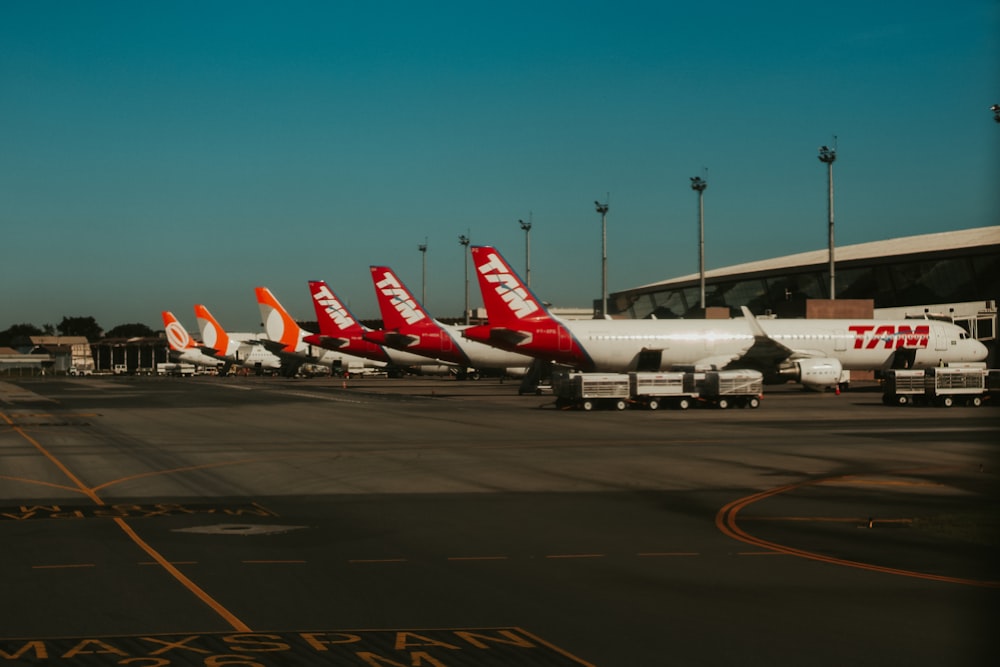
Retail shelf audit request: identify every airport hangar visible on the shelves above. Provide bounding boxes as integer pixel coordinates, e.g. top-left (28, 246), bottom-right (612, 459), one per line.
top-left (605, 226), bottom-right (1000, 368)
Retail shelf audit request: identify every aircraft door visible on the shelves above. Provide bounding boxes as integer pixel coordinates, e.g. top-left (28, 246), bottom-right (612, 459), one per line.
top-left (934, 326), bottom-right (948, 351)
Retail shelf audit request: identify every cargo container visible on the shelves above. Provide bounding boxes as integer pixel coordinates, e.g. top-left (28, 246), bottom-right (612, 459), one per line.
top-left (882, 368), bottom-right (986, 407)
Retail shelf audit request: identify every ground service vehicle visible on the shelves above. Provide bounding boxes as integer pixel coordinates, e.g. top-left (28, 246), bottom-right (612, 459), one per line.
top-left (629, 372), bottom-right (696, 410)
top-left (157, 362), bottom-right (196, 377)
top-left (555, 369), bottom-right (764, 410)
top-left (686, 370), bottom-right (764, 409)
top-left (553, 372), bottom-right (630, 411)
top-left (882, 368), bottom-right (986, 407)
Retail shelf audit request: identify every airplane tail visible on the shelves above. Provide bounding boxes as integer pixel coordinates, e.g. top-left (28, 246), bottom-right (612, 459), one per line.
top-left (308, 280), bottom-right (365, 337)
top-left (369, 266), bottom-right (435, 332)
top-left (470, 246), bottom-right (553, 328)
top-left (161, 311), bottom-right (197, 352)
top-left (194, 304), bottom-right (233, 356)
top-left (255, 286), bottom-right (304, 352)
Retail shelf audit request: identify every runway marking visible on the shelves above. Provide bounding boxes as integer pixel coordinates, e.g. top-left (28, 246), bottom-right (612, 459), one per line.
top-left (447, 555), bottom-right (510, 561)
top-left (545, 553), bottom-right (605, 559)
top-left (31, 563), bottom-right (96, 570)
top-left (637, 552), bottom-right (698, 557)
top-left (740, 516), bottom-right (914, 525)
top-left (242, 560), bottom-right (308, 564)
top-left (0, 627), bottom-right (597, 666)
top-left (349, 558), bottom-right (408, 564)
top-left (138, 561), bottom-right (198, 566)
top-left (0, 502), bottom-right (278, 521)
top-left (0, 410), bottom-right (253, 632)
top-left (715, 475), bottom-right (1000, 588)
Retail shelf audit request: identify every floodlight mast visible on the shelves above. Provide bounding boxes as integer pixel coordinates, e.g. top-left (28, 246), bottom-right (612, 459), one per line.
top-left (689, 175), bottom-right (707, 310)
top-left (519, 215), bottom-right (533, 287)
top-left (418, 239), bottom-right (428, 307)
top-left (458, 233), bottom-right (470, 324)
top-left (818, 142), bottom-right (837, 299)
top-left (594, 199), bottom-right (609, 318)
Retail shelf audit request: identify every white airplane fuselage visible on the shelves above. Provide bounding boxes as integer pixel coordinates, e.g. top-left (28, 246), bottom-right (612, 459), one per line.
top-left (547, 316), bottom-right (986, 372)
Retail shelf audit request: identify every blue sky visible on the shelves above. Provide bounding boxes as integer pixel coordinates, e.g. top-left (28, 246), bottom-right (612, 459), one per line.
top-left (2, 1), bottom-right (998, 333)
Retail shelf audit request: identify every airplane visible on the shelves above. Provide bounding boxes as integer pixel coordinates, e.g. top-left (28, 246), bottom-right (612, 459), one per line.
top-left (194, 304), bottom-right (282, 375)
top-left (255, 286), bottom-right (386, 376)
top-left (460, 246), bottom-right (990, 391)
top-left (160, 311), bottom-right (224, 370)
top-left (303, 279), bottom-right (455, 377)
top-left (363, 265), bottom-right (534, 378)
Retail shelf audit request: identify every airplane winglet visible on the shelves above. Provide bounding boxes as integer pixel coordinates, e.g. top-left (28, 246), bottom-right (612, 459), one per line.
top-left (740, 306), bottom-right (769, 338)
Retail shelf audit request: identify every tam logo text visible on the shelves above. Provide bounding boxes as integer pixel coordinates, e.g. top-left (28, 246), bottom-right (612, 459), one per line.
top-left (312, 285), bottom-right (356, 330)
top-left (477, 253), bottom-right (539, 318)
top-left (848, 324), bottom-right (930, 349)
top-left (374, 272), bottom-right (426, 325)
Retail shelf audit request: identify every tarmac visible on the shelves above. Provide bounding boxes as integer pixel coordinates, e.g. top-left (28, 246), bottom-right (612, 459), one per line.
top-left (0, 374), bottom-right (997, 666)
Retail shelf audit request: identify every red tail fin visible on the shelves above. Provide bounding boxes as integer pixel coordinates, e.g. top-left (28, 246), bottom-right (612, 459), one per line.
top-left (308, 280), bottom-right (365, 337)
top-left (369, 266), bottom-right (433, 331)
top-left (471, 246), bottom-right (552, 328)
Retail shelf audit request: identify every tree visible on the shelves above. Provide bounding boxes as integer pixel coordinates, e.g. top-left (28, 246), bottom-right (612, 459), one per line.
top-left (105, 322), bottom-right (156, 339)
top-left (57, 316), bottom-right (104, 342)
top-left (0, 323), bottom-right (45, 347)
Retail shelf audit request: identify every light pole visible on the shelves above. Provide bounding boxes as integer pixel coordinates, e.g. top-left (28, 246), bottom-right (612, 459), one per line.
top-left (458, 233), bottom-right (470, 324)
top-left (594, 199), bottom-right (609, 318)
top-left (418, 239), bottom-right (427, 307)
top-left (519, 216), bottom-right (532, 287)
top-left (818, 142), bottom-right (837, 299)
top-left (689, 175), bottom-right (707, 310)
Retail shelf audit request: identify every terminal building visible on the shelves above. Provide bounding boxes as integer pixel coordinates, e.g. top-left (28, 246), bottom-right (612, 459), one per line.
top-left (606, 226), bottom-right (1000, 366)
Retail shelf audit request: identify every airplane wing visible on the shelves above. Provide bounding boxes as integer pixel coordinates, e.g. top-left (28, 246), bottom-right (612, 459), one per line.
top-left (706, 306), bottom-right (793, 372)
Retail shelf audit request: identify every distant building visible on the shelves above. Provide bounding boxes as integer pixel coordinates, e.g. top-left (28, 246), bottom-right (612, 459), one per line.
top-left (28, 336), bottom-right (96, 374)
top-left (607, 226), bottom-right (999, 365)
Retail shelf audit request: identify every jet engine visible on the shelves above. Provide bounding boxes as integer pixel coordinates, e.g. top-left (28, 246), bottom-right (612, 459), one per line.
top-left (778, 358), bottom-right (844, 392)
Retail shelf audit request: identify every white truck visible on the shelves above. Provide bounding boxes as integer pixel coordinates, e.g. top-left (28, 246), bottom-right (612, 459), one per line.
top-left (156, 362), bottom-right (196, 377)
top-left (629, 371), bottom-right (696, 410)
top-left (882, 368), bottom-right (986, 407)
top-left (554, 369), bottom-right (764, 410)
top-left (553, 372), bottom-right (631, 411)
top-left (691, 370), bottom-right (764, 409)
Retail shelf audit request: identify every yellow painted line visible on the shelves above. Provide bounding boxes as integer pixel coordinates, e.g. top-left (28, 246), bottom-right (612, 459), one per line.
top-left (716, 475), bottom-right (1000, 589)
top-left (32, 563), bottom-right (96, 569)
top-left (447, 555), bottom-right (510, 561)
top-left (545, 553), bottom-right (606, 559)
top-left (637, 552), bottom-right (699, 557)
top-left (1, 409), bottom-right (253, 632)
top-left (242, 560), bottom-right (307, 564)
top-left (348, 558), bottom-right (408, 563)
top-left (0, 475), bottom-right (87, 495)
top-left (138, 561), bottom-right (198, 566)
top-left (741, 516), bottom-right (913, 524)
top-left (1, 412), bottom-right (102, 506)
top-left (738, 551), bottom-right (786, 556)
